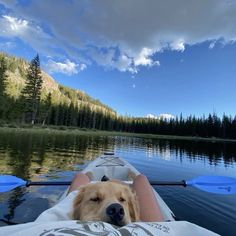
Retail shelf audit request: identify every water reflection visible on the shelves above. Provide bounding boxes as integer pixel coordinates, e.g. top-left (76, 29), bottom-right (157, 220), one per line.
top-left (2, 188), bottom-right (26, 225)
top-left (0, 130), bottom-right (236, 235)
top-left (0, 132), bottom-right (115, 177)
top-left (1, 132), bottom-right (236, 178)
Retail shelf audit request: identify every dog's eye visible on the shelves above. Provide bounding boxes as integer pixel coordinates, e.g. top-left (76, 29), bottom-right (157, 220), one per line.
top-left (119, 197), bottom-right (126, 202)
top-left (90, 197), bottom-right (100, 202)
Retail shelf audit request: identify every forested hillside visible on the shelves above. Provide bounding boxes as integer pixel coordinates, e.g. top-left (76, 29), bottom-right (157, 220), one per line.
top-left (0, 52), bottom-right (117, 128)
top-left (0, 52), bottom-right (236, 140)
top-left (0, 52), bottom-right (115, 112)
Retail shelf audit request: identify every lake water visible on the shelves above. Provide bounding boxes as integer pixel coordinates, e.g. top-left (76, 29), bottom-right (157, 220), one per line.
top-left (0, 129), bottom-right (236, 235)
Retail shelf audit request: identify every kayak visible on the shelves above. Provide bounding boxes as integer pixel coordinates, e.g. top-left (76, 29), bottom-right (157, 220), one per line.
top-left (59, 152), bottom-right (176, 222)
top-left (0, 152), bottom-right (220, 235)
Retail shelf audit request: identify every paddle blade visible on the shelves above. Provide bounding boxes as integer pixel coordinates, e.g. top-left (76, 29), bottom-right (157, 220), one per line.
top-left (0, 175), bottom-right (27, 193)
top-left (187, 176), bottom-right (236, 194)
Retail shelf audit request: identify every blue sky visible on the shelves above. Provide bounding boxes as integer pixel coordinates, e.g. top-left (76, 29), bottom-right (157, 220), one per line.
top-left (0, 0), bottom-right (236, 118)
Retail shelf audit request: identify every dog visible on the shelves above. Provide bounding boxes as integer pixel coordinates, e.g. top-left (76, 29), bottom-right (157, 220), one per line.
top-left (72, 181), bottom-right (140, 226)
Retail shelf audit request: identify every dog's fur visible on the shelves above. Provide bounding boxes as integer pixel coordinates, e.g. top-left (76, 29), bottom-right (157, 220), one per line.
top-left (72, 181), bottom-right (140, 226)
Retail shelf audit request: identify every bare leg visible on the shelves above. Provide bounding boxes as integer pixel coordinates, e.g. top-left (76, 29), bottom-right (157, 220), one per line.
top-left (67, 173), bottom-right (90, 194)
top-left (132, 174), bottom-right (164, 222)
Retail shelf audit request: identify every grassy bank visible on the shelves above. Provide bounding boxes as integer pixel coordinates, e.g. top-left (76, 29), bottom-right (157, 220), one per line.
top-left (0, 124), bottom-right (236, 143)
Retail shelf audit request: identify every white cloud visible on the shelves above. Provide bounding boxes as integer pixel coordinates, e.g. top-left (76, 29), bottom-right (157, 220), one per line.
top-left (89, 48), bottom-right (115, 67)
top-left (79, 63), bottom-right (87, 71)
top-left (88, 49), bottom-right (138, 73)
top-left (134, 47), bottom-right (160, 67)
top-left (2, 15), bottom-right (28, 32)
top-left (115, 54), bottom-right (134, 73)
top-left (1, 1), bottom-right (236, 72)
top-left (159, 114), bottom-right (175, 120)
top-left (45, 59), bottom-right (86, 75)
top-left (146, 113), bottom-right (175, 120)
top-left (0, 14), bottom-right (54, 56)
top-left (146, 114), bottom-right (158, 119)
top-left (170, 39), bottom-right (185, 52)
top-left (87, 48), bottom-right (159, 74)
top-left (209, 41), bottom-right (216, 49)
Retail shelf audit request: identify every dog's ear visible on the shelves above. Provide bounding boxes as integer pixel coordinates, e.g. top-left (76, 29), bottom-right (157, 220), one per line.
top-left (128, 189), bottom-right (140, 222)
top-left (72, 187), bottom-right (86, 220)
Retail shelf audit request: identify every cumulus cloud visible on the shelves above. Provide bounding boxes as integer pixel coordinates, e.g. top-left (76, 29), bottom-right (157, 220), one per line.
top-left (45, 59), bottom-right (86, 76)
top-left (0, 0), bottom-right (236, 73)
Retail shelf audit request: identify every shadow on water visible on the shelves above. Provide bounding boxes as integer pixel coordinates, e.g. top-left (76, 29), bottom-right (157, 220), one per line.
top-left (0, 130), bottom-right (236, 235)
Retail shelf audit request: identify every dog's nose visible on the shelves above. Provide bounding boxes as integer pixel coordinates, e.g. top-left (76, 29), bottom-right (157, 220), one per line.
top-left (106, 203), bottom-right (125, 225)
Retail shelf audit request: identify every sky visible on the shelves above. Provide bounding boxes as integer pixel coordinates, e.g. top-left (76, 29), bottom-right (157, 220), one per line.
top-left (0, 0), bottom-right (236, 118)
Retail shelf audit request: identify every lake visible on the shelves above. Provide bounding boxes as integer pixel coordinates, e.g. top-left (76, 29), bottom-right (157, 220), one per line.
top-left (0, 129), bottom-right (236, 235)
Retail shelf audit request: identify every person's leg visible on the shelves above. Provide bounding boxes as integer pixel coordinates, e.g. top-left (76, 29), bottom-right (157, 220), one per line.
top-left (132, 174), bottom-right (164, 222)
top-left (67, 173), bottom-right (90, 194)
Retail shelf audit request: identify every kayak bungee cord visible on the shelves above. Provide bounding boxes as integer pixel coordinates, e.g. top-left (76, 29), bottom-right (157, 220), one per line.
top-left (96, 154), bottom-right (125, 167)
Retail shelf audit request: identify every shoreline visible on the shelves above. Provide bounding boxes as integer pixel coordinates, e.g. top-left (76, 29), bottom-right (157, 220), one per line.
top-left (0, 125), bottom-right (236, 143)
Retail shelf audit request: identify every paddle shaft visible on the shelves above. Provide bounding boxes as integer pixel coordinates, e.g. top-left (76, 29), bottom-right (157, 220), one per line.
top-left (150, 180), bottom-right (187, 187)
top-left (26, 181), bottom-right (71, 186)
top-left (26, 180), bottom-right (187, 187)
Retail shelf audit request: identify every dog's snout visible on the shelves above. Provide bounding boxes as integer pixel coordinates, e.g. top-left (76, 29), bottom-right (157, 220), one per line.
top-left (106, 203), bottom-right (124, 217)
top-left (106, 203), bottom-right (125, 225)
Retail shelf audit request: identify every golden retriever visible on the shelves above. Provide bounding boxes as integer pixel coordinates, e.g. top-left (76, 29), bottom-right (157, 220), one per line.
top-left (72, 181), bottom-right (140, 226)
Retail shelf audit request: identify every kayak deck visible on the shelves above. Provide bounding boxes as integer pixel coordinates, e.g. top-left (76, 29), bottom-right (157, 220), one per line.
top-left (82, 155), bottom-right (133, 181)
top-left (78, 153), bottom-right (175, 221)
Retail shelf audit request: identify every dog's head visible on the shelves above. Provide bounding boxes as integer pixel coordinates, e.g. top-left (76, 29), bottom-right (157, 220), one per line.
top-left (72, 181), bottom-right (140, 226)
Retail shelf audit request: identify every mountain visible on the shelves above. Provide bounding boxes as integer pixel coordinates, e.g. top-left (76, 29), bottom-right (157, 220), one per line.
top-left (1, 52), bottom-right (116, 115)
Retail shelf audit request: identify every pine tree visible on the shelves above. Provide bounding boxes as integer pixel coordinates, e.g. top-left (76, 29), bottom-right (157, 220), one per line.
top-left (41, 92), bottom-right (52, 126)
top-left (21, 54), bottom-right (43, 124)
top-left (0, 55), bottom-right (8, 119)
top-left (0, 55), bottom-right (7, 95)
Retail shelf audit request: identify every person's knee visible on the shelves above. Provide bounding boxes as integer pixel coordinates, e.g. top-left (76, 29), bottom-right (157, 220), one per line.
top-left (73, 173), bottom-right (90, 182)
top-left (134, 174), bottom-right (149, 184)
top-left (67, 173), bottom-right (90, 194)
top-left (74, 172), bottom-right (86, 178)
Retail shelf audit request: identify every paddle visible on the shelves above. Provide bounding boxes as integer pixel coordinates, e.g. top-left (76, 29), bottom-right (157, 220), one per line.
top-left (150, 175), bottom-right (236, 194)
top-left (0, 175), bottom-right (236, 194)
top-left (0, 175), bottom-right (71, 193)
